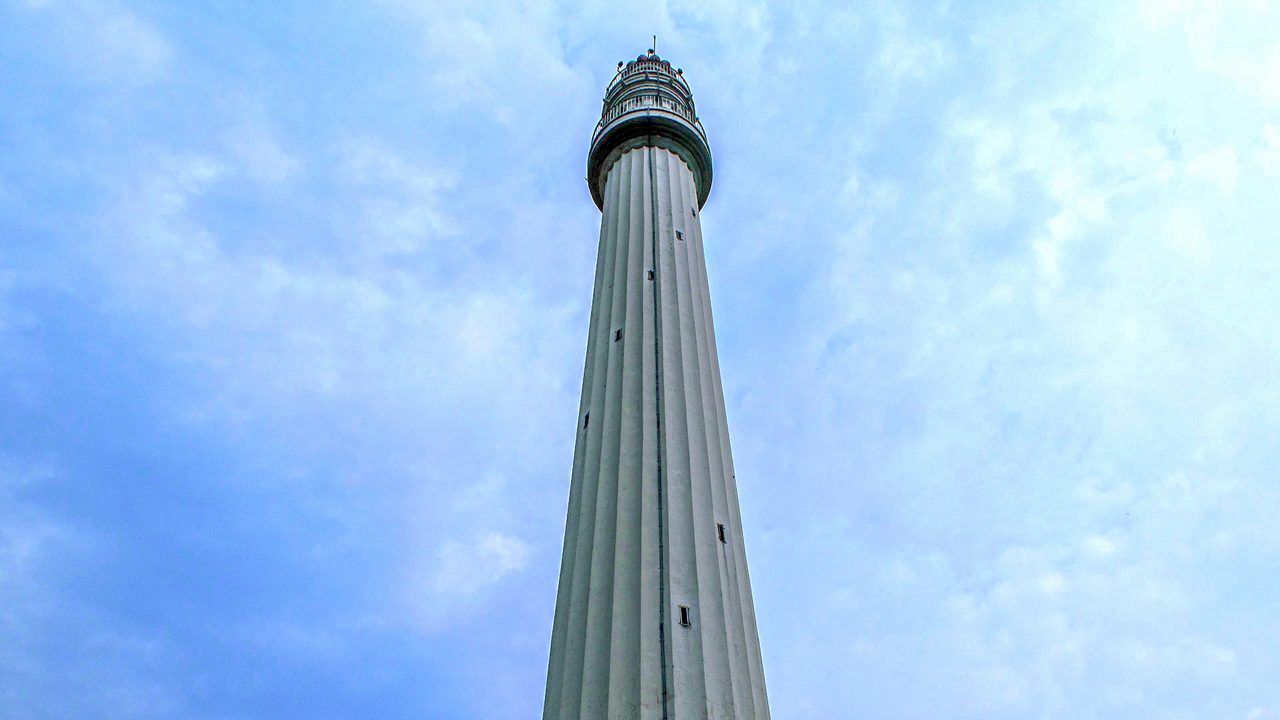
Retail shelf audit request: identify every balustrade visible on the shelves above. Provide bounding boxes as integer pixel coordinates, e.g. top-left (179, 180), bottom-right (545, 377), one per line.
top-left (595, 92), bottom-right (701, 133)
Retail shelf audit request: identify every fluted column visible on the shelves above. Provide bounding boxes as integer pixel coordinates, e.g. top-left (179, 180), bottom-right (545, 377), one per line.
top-left (544, 142), bottom-right (770, 719)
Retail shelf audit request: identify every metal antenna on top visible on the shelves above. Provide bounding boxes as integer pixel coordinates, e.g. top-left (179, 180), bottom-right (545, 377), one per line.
top-left (651, 35), bottom-right (657, 55)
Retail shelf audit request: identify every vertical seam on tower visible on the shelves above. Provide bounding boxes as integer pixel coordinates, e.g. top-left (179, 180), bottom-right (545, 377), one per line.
top-left (559, 153), bottom-right (626, 717)
top-left (605, 146), bottom-right (645, 715)
top-left (581, 149), bottom-right (631, 713)
top-left (675, 163), bottom-right (747, 712)
top-left (664, 147), bottom-right (711, 714)
top-left (546, 151), bottom-right (616, 719)
top-left (648, 142), bottom-right (671, 720)
top-left (674, 154), bottom-right (740, 715)
top-left (688, 176), bottom-right (769, 715)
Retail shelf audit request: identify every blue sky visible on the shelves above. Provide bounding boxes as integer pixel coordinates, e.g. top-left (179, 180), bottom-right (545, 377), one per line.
top-left (3, 0), bottom-right (1279, 718)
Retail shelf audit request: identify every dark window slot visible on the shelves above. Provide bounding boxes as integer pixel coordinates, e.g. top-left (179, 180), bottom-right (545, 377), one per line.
top-left (717, 523), bottom-right (727, 544)
top-left (678, 605), bottom-right (691, 627)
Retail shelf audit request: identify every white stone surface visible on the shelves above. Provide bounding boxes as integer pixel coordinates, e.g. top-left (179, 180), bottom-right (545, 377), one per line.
top-left (543, 144), bottom-right (770, 719)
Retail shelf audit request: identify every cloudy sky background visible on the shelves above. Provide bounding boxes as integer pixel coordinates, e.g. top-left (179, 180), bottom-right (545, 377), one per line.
top-left (3, 0), bottom-right (1279, 717)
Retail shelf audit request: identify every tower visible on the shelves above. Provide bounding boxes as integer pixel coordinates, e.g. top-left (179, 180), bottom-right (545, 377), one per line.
top-left (543, 51), bottom-right (770, 719)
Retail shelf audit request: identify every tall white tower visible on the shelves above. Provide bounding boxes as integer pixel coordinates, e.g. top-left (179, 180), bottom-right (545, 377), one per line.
top-left (543, 51), bottom-right (770, 719)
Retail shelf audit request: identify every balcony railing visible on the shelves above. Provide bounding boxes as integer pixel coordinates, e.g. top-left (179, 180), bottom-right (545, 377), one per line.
top-left (598, 93), bottom-right (698, 127)
top-left (604, 54), bottom-right (693, 95)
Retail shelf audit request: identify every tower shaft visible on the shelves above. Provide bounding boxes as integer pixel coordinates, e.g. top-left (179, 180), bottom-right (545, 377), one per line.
top-left (545, 53), bottom-right (769, 720)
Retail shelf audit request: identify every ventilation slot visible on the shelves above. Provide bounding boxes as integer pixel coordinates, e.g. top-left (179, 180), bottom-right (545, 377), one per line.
top-left (675, 230), bottom-right (684, 241)
top-left (678, 605), bottom-right (692, 627)
top-left (583, 412), bottom-right (589, 429)
top-left (717, 523), bottom-right (727, 544)
top-left (647, 269), bottom-right (655, 280)
top-left (614, 328), bottom-right (623, 342)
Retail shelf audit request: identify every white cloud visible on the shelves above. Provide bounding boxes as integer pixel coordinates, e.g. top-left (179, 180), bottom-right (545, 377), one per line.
top-left (13, 0), bottom-right (173, 85)
top-left (227, 125), bottom-right (302, 188)
top-left (339, 137), bottom-right (456, 257)
top-left (0, 455), bottom-right (71, 611)
top-left (403, 533), bottom-right (532, 629)
top-left (874, 3), bottom-right (952, 84)
top-left (740, 2), bottom-right (1280, 717)
top-left (435, 533), bottom-right (531, 596)
top-left (1186, 144), bottom-right (1239, 195)
top-left (0, 457), bottom-right (183, 719)
top-left (76, 104), bottom-right (581, 645)
top-left (383, 0), bottom-right (593, 144)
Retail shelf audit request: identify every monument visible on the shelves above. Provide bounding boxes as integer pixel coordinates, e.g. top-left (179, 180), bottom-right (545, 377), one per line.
top-left (543, 50), bottom-right (771, 719)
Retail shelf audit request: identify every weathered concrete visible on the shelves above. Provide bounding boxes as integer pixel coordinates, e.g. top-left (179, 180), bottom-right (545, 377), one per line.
top-left (544, 53), bottom-right (770, 720)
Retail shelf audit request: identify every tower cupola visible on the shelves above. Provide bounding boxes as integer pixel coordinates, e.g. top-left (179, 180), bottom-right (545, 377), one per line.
top-left (586, 51), bottom-right (714, 210)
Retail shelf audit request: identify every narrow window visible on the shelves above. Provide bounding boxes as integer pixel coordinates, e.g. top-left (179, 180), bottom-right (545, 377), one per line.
top-left (717, 523), bottom-right (727, 544)
top-left (678, 605), bottom-right (692, 627)
top-left (691, 208), bottom-right (697, 217)
top-left (583, 412), bottom-right (589, 429)
top-left (675, 230), bottom-right (684, 241)
top-left (614, 328), bottom-right (623, 342)
top-left (647, 269), bottom-right (655, 280)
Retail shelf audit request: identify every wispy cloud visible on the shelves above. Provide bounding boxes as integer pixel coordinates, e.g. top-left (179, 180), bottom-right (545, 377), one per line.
top-left (9, 0), bottom-right (173, 85)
